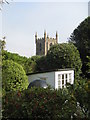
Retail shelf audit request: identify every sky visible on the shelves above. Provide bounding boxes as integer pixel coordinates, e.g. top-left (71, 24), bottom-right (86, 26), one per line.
top-left (0, 0), bottom-right (89, 57)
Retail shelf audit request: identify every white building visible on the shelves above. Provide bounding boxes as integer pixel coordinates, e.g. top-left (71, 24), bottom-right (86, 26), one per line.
top-left (27, 69), bottom-right (74, 89)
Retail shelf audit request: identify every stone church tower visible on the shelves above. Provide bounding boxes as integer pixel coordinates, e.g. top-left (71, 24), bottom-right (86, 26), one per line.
top-left (35, 31), bottom-right (58, 55)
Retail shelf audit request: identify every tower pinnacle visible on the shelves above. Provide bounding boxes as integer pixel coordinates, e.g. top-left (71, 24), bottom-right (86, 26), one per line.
top-left (56, 31), bottom-right (58, 43)
top-left (35, 32), bottom-right (37, 43)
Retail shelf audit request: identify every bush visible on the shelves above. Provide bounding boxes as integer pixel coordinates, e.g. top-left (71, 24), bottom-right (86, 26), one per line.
top-left (2, 84), bottom-right (89, 120)
top-left (2, 87), bottom-right (77, 120)
top-left (2, 60), bottom-right (29, 95)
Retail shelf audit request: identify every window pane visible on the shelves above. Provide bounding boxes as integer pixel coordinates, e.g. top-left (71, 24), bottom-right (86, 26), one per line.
top-left (69, 73), bottom-right (72, 83)
top-left (66, 74), bottom-right (67, 78)
top-left (62, 80), bottom-right (64, 84)
top-left (62, 74), bottom-right (64, 79)
top-left (58, 74), bottom-right (61, 88)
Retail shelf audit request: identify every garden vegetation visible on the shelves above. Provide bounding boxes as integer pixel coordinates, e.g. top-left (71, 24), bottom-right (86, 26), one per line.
top-left (0, 16), bottom-right (90, 119)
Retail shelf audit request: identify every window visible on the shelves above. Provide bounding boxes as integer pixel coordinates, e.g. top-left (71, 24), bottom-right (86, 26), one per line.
top-left (58, 74), bottom-right (61, 89)
top-left (50, 43), bottom-right (52, 47)
top-left (58, 74), bottom-right (71, 89)
top-left (40, 43), bottom-right (42, 51)
top-left (62, 74), bottom-right (64, 88)
top-left (69, 73), bottom-right (72, 83)
top-left (65, 74), bottom-right (68, 84)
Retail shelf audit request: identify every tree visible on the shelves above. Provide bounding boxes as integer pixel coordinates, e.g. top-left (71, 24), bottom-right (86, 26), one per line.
top-left (0, 38), bottom-right (6, 50)
top-left (24, 57), bottom-right (37, 74)
top-left (66, 77), bottom-right (89, 119)
top-left (46, 43), bottom-right (82, 78)
top-left (30, 55), bottom-right (41, 73)
top-left (2, 50), bottom-right (32, 74)
top-left (2, 60), bottom-right (29, 95)
top-left (86, 56), bottom-right (90, 78)
top-left (35, 56), bottom-right (48, 72)
top-left (69, 17), bottom-right (90, 78)
top-left (2, 50), bottom-right (40, 74)
top-left (72, 78), bottom-right (89, 118)
top-left (31, 55), bottom-right (40, 62)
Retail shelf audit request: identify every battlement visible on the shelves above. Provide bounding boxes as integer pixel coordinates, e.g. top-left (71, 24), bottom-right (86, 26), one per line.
top-left (36, 37), bottom-right (56, 41)
top-left (50, 37), bottom-right (56, 40)
top-left (37, 37), bottom-right (44, 41)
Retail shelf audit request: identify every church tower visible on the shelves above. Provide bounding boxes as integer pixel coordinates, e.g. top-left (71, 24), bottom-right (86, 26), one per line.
top-left (35, 31), bottom-right (58, 56)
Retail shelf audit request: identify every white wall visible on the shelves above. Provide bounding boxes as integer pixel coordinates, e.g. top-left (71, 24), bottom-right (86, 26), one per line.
top-left (28, 71), bottom-right (55, 88)
top-left (28, 70), bottom-right (74, 89)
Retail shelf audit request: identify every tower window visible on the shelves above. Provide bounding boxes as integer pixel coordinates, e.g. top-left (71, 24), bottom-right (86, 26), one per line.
top-left (50, 43), bottom-right (52, 47)
top-left (40, 43), bottom-right (42, 51)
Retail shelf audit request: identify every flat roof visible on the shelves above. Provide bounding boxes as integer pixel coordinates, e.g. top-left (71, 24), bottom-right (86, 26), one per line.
top-left (27, 68), bottom-right (74, 76)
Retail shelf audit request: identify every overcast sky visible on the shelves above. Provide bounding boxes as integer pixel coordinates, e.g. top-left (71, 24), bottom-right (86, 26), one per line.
top-left (0, 0), bottom-right (89, 57)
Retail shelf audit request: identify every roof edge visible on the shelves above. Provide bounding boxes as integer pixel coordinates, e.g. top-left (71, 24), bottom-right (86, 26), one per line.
top-left (27, 68), bottom-right (75, 76)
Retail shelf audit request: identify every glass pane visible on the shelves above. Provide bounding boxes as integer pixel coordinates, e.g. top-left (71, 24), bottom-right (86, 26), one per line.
top-left (62, 80), bottom-right (64, 84)
top-left (66, 74), bottom-right (67, 78)
top-left (62, 74), bottom-right (64, 79)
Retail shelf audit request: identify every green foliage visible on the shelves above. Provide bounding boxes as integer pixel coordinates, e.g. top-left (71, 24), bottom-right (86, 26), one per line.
top-left (0, 39), bottom-right (6, 50)
top-left (30, 55), bottom-right (41, 73)
top-left (2, 88), bottom-right (76, 119)
top-left (2, 50), bottom-right (28, 72)
top-left (31, 55), bottom-right (40, 62)
top-left (2, 60), bottom-right (29, 94)
top-left (46, 43), bottom-right (82, 78)
top-left (2, 82), bottom-right (89, 120)
top-left (69, 17), bottom-right (90, 78)
top-left (68, 78), bottom-right (89, 118)
top-left (2, 50), bottom-right (38, 74)
top-left (86, 56), bottom-right (90, 77)
top-left (36, 56), bottom-right (48, 72)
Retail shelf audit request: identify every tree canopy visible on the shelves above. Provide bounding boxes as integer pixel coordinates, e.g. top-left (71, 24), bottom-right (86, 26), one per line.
top-left (35, 56), bottom-right (48, 72)
top-left (36, 43), bottom-right (82, 79)
top-left (46, 43), bottom-right (82, 78)
top-left (2, 50), bottom-right (38, 74)
top-left (69, 17), bottom-right (90, 77)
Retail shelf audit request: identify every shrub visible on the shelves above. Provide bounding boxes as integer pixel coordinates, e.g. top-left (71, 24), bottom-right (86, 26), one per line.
top-left (2, 87), bottom-right (77, 120)
top-left (2, 60), bottom-right (29, 95)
